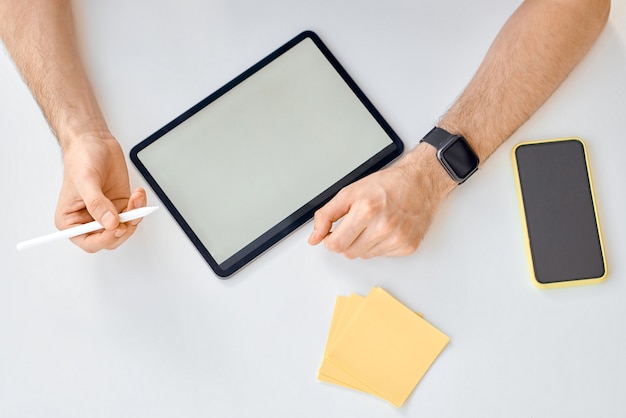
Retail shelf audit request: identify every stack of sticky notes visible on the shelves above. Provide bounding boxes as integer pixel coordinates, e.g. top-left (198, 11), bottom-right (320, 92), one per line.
top-left (318, 287), bottom-right (450, 407)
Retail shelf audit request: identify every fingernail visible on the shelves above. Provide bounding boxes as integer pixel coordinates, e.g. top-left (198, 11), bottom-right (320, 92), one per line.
top-left (101, 211), bottom-right (115, 228)
top-left (114, 229), bottom-right (125, 238)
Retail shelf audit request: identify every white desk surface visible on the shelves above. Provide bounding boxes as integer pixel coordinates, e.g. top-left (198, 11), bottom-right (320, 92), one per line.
top-left (2, 1), bottom-right (625, 416)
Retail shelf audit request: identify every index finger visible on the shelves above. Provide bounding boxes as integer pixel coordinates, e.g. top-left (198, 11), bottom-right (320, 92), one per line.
top-left (308, 190), bottom-right (352, 246)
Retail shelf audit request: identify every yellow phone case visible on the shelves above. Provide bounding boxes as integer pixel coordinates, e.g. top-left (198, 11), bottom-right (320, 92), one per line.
top-left (511, 137), bottom-right (607, 289)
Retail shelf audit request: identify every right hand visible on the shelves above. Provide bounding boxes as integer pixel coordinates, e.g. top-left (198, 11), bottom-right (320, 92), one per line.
top-left (308, 142), bottom-right (456, 259)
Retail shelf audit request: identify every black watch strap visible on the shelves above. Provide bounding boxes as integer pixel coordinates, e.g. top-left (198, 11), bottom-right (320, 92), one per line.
top-left (421, 127), bottom-right (457, 147)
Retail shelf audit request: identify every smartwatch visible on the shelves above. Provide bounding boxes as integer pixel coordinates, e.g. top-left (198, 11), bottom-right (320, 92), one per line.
top-left (420, 127), bottom-right (479, 184)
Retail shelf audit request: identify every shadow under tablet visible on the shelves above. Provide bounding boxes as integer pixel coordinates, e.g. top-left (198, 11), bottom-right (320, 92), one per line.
top-left (130, 31), bottom-right (404, 278)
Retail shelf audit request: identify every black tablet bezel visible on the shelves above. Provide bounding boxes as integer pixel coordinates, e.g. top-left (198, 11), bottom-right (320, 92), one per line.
top-left (130, 30), bottom-right (404, 278)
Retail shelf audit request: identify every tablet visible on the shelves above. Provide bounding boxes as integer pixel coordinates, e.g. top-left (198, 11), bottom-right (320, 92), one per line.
top-left (130, 31), bottom-right (404, 278)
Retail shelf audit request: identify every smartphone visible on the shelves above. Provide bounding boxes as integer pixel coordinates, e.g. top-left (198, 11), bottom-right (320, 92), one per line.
top-left (512, 138), bottom-right (607, 288)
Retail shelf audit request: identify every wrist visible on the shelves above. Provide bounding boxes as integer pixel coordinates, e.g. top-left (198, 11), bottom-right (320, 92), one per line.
top-left (398, 142), bottom-right (458, 196)
top-left (50, 86), bottom-right (109, 152)
top-left (58, 123), bottom-right (115, 153)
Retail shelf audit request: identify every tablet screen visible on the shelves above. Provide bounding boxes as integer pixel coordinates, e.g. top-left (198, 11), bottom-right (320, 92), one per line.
top-left (131, 31), bottom-right (403, 277)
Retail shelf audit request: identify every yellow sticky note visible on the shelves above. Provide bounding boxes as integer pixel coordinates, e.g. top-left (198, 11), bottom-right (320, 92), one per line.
top-left (326, 287), bottom-right (449, 407)
top-left (327, 293), bottom-right (365, 352)
top-left (318, 295), bottom-right (373, 393)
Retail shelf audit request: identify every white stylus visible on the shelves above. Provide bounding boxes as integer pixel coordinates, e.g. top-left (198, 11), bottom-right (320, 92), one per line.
top-left (16, 206), bottom-right (159, 251)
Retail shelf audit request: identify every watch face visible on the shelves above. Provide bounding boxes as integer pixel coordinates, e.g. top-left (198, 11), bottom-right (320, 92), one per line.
top-left (440, 137), bottom-right (479, 182)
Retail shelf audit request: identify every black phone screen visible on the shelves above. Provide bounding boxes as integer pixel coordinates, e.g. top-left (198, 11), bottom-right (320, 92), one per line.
top-left (513, 138), bottom-right (606, 285)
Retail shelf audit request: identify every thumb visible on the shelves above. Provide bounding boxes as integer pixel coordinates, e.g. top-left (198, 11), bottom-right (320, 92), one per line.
top-left (79, 183), bottom-right (120, 230)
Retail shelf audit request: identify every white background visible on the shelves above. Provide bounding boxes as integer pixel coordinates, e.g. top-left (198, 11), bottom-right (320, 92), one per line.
top-left (1, 1), bottom-right (625, 417)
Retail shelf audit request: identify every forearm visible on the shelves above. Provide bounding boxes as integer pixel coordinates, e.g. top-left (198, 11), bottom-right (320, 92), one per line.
top-left (438, 0), bottom-right (610, 162)
top-left (0, 0), bottom-right (108, 150)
